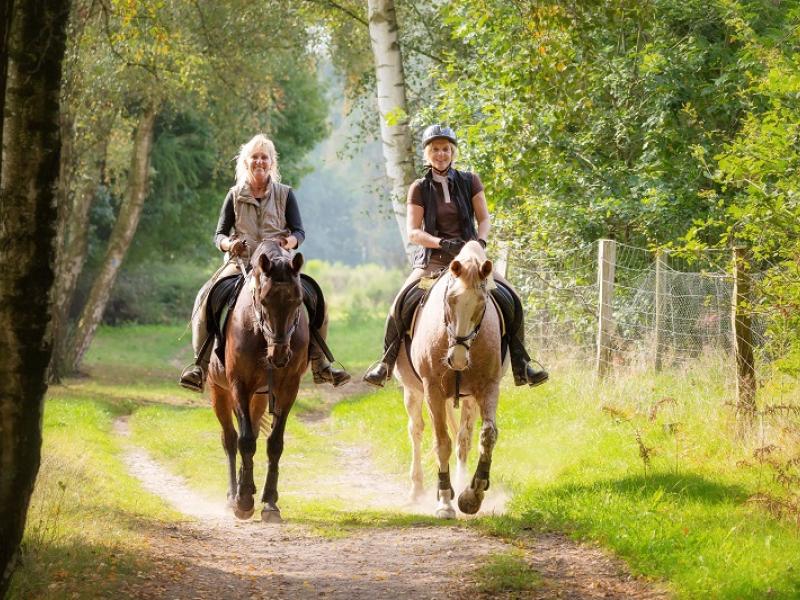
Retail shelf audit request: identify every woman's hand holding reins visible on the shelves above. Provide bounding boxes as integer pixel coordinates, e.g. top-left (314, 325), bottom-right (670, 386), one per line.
top-left (228, 239), bottom-right (247, 256)
top-left (439, 238), bottom-right (466, 254)
top-left (280, 235), bottom-right (298, 250)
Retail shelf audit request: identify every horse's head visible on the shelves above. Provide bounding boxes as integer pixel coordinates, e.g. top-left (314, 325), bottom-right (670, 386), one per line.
top-left (252, 247), bottom-right (304, 369)
top-left (444, 241), bottom-right (493, 371)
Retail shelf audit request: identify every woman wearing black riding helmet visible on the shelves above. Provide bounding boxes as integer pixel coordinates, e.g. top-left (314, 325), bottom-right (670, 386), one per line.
top-left (362, 124), bottom-right (548, 388)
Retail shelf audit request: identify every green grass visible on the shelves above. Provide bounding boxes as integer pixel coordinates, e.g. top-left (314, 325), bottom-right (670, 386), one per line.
top-left (330, 358), bottom-right (800, 599)
top-left (474, 551), bottom-right (542, 594)
top-left (17, 321), bottom-right (800, 598)
top-left (8, 394), bottom-right (181, 599)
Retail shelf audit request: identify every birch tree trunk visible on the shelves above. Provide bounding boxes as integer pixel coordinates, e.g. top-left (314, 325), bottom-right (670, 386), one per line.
top-left (67, 107), bottom-right (158, 372)
top-left (367, 0), bottom-right (416, 263)
top-left (0, 0), bottom-right (70, 594)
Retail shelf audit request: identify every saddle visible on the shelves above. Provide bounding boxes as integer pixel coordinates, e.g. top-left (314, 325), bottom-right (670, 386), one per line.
top-left (207, 272), bottom-right (325, 365)
top-left (396, 272), bottom-right (515, 368)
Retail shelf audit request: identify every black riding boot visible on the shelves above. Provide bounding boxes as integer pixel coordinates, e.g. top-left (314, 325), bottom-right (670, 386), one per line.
top-left (179, 335), bottom-right (214, 393)
top-left (309, 334), bottom-right (351, 387)
top-left (363, 313), bottom-right (403, 387)
top-left (509, 334), bottom-right (549, 387)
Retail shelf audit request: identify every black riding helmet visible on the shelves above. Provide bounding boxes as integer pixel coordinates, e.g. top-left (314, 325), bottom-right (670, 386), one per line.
top-left (421, 124), bottom-right (457, 148)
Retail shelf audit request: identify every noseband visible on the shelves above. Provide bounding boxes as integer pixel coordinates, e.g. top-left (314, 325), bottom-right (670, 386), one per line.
top-left (251, 274), bottom-right (301, 347)
top-left (443, 274), bottom-right (487, 352)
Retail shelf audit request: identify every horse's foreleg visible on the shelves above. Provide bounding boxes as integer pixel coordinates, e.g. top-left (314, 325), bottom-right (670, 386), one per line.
top-left (403, 386), bottom-right (425, 502)
top-left (211, 384), bottom-right (237, 507)
top-left (458, 388), bottom-right (499, 515)
top-left (260, 410), bottom-right (288, 523)
top-left (455, 398), bottom-right (478, 494)
top-left (232, 382), bottom-right (257, 520)
top-left (425, 385), bottom-right (455, 519)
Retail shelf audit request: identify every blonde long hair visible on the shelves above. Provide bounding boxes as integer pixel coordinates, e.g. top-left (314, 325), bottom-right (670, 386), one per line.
top-left (234, 134), bottom-right (281, 187)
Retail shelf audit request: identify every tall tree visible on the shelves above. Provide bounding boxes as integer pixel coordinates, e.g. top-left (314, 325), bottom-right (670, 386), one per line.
top-left (49, 0), bottom-right (328, 375)
top-left (69, 106), bottom-right (158, 369)
top-left (367, 0), bottom-right (416, 261)
top-left (0, 0), bottom-right (71, 594)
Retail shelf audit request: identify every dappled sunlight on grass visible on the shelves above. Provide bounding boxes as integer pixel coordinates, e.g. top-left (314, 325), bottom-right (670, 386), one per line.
top-left (332, 360), bottom-right (800, 598)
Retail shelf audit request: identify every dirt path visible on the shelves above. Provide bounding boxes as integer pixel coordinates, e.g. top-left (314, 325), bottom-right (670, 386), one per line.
top-left (113, 397), bottom-right (669, 599)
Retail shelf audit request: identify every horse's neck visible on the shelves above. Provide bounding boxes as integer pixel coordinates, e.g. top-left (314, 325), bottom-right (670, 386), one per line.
top-left (415, 277), bottom-right (449, 341)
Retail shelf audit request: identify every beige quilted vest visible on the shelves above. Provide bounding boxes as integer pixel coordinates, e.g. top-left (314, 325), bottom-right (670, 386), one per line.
top-left (231, 180), bottom-right (291, 259)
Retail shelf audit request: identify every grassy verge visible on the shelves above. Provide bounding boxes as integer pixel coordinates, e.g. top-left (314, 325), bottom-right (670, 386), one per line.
top-left (330, 358), bottom-right (800, 598)
top-left (8, 394), bottom-right (181, 599)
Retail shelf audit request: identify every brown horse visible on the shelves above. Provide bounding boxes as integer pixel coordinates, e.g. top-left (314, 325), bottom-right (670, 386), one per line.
top-left (396, 241), bottom-right (506, 518)
top-left (206, 240), bottom-right (309, 522)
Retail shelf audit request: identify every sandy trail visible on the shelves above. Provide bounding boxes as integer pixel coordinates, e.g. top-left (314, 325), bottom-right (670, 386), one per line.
top-left (113, 392), bottom-right (668, 599)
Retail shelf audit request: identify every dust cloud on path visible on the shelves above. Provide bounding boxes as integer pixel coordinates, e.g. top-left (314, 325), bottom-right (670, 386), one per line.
top-left (113, 389), bottom-right (669, 599)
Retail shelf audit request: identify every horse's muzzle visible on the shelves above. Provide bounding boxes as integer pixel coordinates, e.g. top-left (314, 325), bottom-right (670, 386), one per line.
top-left (447, 347), bottom-right (469, 371)
top-left (266, 347), bottom-right (292, 369)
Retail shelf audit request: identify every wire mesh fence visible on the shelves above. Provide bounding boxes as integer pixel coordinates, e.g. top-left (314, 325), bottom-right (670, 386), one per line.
top-left (504, 239), bottom-right (797, 408)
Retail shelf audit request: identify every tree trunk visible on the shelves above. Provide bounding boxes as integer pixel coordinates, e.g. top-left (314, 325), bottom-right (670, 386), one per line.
top-left (49, 114), bottom-right (112, 382)
top-left (367, 0), bottom-right (416, 263)
top-left (0, 0), bottom-right (70, 595)
top-left (67, 107), bottom-right (158, 372)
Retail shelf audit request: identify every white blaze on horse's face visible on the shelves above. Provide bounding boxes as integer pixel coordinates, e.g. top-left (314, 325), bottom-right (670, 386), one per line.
top-left (445, 258), bottom-right (492, 371)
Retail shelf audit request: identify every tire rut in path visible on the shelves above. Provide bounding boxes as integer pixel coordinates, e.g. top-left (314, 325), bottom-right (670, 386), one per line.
top-left (113, 411), bottom-right (669, 599)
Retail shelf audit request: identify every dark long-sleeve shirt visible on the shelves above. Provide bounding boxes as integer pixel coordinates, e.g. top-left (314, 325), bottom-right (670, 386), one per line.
top-left (213, 189), bottom-right (306, 250)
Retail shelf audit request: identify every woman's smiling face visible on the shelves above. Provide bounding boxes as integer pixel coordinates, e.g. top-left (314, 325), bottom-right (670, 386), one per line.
top-left (428, 139), bottom-right (453, 172)
top-left (249, 148), bottom-right (271, 182)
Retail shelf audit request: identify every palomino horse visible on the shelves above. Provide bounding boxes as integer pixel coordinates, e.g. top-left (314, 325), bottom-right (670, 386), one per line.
top-left (395, 241), bottom-right (506, 518)
top-left (206, 241), bottom-right (309, 522)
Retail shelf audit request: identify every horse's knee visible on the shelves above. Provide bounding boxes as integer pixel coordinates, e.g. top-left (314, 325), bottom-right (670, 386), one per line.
top-left (480, 423), bottom-right (498, 452)
top-left (238, 435), bottom-right (256, 456)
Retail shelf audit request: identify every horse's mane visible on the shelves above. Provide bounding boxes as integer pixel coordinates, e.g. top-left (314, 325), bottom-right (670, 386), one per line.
top-left (250, 240), bottom-right (297, 283)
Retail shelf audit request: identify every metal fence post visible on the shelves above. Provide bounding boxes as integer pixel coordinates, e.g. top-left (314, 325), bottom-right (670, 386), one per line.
top-left (596, 239), bottom-right (616, 379)
top-left (654, 249), bottom-right (665, 371)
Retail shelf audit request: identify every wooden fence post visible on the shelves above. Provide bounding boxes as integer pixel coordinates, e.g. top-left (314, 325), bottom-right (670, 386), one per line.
top-left (732, 246), bottom-right (756, 422)
top-left (653, 249), bottom-right (665, 371)
top-left (596, 239), bottom-right (616, 379)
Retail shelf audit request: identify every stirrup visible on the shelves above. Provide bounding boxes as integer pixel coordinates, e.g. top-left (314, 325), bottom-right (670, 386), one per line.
top-left (362, 361), bottom-right (390, 387)
top-left (179, 363), bottom-right (205, 393)
top-left (312, 363), bottom-right (351, 387)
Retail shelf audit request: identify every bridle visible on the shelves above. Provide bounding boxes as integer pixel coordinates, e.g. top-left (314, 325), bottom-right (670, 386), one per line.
top-left (250, 272), bottom-right (301, 348)
top-left (443, 273), bottom-right (488, 353)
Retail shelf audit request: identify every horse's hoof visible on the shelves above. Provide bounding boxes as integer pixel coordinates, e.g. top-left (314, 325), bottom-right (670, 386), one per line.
top-left (233, 506), bottom-right (255, 520)
top-left (234, 494), bottom-right (254, 518)
top-left (261, 507), bottom-right (283, 524)
top-left (458, 482), bottom-right (487, 515)
top-left (435, 506), bottom-right (456, 519)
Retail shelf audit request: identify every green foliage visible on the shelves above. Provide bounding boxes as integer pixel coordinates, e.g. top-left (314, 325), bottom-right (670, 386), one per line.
top-left (429, 0), bottom-right (779, 249)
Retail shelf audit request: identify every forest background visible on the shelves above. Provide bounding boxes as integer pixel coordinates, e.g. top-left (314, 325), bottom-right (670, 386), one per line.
top-left (3, 0), bottom-right (800, 597)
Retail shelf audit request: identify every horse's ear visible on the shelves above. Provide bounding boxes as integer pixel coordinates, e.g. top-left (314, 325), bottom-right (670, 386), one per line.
top-left (450, 260), bottom-right (462, 278)
top-left (259, 253), bottom-right (271, 275)
top-left (291, 252), bottom-right (304, 274)
top-left (480, 259), bottom-right (493, 279)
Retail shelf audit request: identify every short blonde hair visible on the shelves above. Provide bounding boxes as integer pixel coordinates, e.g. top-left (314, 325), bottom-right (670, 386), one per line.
top-left (423, 141), bottom-right (458, 167)
top-left (235, 134), bottom-right (281, 187)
